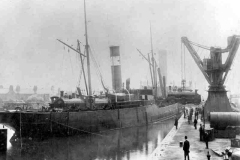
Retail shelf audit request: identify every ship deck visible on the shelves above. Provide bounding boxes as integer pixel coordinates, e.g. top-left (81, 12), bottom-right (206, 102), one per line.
top-left (150, 105), bottom-right (234, 160)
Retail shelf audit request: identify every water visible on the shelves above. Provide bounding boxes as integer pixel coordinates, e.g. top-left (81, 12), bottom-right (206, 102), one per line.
top-left (0, 118), bottom-right (174, 160)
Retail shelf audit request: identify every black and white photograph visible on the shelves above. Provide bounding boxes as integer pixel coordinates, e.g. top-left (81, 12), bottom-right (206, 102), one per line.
top-left (0, 0), bottom-right (240, 159)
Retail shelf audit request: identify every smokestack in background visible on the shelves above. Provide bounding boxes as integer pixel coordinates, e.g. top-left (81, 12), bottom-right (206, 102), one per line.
top-left (158, 49), bottom-right (167, 85)
top-left (126, 78), bottom-right (130, 91)
top-left (110, 46), bottom-right (122, 92)
top-left (60, 91), bottom-right (64, 98)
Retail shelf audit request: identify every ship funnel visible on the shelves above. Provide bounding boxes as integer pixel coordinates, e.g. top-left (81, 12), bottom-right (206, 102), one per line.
top-left (72, 93), bottom-right (76, 98)
top-left (110, 46), bottom-right (122, 92)
top-left (195, 89), bottom-right (198, 95)
top-left (169, 86), bottom-right (172, 92)
top-left (60, 91), bottom-right (64, 97)
top-left (126, 78), bottom-right (130, 90)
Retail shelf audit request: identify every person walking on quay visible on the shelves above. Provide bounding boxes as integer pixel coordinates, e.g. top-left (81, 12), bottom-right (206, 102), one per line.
top-left (201, 108), bottom-right (204, 120)
top-left (188, 115), bottom-right (191, 124)
top-left (193, 118), bottom-right (197, 129)
top-left (199, 124), bottom-right (204, 141)
top-left (183, 136), bottom-right (190, 160)
top-left (183, 106), bottom-right (186, 118)
top-left (196, 111), bottom-right (199, 119)
top-left (204, 130), bottom-right (209, 149)
top-left (174, 117), bottom-right (178, 129)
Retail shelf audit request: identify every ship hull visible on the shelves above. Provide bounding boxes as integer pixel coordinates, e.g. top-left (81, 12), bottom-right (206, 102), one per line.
top-left (0, 103), bottom-right (183, 138)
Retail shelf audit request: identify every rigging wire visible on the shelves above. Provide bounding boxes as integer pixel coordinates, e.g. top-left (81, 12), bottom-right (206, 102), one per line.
top-left (76, 46), bottom-right (81, 83)
top-left (189, 40), bottom-right (210, 50)
top-left (89, 46), bottom-right (109, 92)
top-left (80, 49), bottom-right (86, 81)
top-left (77, 48), bottom-right (86, 87)
top-left (89, 48), bottom-right (100, 77)
top-left (90, 44), bottom-right (105, 81)
top-left (68, 45), bottom-right (74, 75)
top-left (90, 50), bottom-right (103, 93)
top-left (89, 47), bottom-right (105, 87)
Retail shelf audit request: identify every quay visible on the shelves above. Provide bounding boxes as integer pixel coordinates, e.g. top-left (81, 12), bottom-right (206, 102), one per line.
top-left (150, 105), bottom-right (232, 160)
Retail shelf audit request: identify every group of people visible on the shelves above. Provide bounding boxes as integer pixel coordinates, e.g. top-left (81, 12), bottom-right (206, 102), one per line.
top-left (181, 108), bottom-right (209, 160)
top-left (177, 108), bottom-right (199, 130)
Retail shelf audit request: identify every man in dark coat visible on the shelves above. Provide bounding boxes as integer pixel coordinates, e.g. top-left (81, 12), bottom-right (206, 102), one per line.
top-left (188, 115), bottom-right (191, 124)
top-left (204, 130), bottom-right (209, 149)
top-left (193, 118), bottom-right (197, 129)
top-left (199, 124), bottom-right (204, 141)
top-left (174, 117), bottom-right (178, 129)
top-left (184, 107), bottom-right (186, 118)
top-left (183, 136), bottom-right (190, 160)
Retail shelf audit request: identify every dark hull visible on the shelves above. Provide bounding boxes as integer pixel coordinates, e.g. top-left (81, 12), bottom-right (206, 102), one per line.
top-left (0, 103), bottom-right (183, 138)
top-left (6, 119), bottom-right (175, 160)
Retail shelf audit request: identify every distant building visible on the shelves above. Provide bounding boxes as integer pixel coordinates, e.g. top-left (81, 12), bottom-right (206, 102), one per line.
top-left (0, 87), bottom-right (50, 102)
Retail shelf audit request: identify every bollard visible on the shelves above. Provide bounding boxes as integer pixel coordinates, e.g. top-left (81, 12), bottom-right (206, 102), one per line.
top-left (207, 151), bottom-right (211, 160)
top-left (179, 141), bottom-right (183, 147)
top-left (223, 154), bottom-right (229, 160)
top-left (0, 129), bottom-right (7, 152)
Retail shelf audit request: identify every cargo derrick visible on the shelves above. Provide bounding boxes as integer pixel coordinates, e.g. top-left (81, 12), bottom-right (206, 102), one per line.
top-left (181, 35), bottom-right (240, 119)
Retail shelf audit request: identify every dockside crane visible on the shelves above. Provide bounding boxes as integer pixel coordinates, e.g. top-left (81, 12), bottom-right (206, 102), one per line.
top-left (181, 35), bottom-right (240, 119)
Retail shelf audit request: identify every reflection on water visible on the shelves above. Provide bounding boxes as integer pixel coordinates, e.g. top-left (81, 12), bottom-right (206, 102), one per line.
top-left (0, 118), bottom-right (174, 160)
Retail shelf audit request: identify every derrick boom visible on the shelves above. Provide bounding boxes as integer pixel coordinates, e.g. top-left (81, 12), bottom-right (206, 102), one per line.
top-left (181, 37), bottom-right (211, 84)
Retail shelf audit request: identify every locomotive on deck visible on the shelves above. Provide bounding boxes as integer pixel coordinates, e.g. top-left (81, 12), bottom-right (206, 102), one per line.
top-left (165, 86), bottom-right (201, 105)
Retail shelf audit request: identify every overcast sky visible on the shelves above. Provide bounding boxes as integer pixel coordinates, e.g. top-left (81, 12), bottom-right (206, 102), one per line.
top-left (0, 0), bottom-right (240, 98)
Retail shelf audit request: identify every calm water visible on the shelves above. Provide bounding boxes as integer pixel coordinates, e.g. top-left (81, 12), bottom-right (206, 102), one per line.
top-left (0, 118), bottom-right (174, 160)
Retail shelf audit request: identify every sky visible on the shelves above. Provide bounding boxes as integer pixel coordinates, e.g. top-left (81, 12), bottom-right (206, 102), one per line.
top-left (0, 0), bottom-right (240, 99)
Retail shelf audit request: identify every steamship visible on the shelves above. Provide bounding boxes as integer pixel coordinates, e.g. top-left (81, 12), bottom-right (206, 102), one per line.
top-left (0, 47), bottom-right (184, 139)
top-left (0, 0), bottom-right (184, 139)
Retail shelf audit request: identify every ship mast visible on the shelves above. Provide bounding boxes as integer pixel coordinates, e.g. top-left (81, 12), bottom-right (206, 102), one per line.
top-left (77, 40), bottom-right (88, 95)
top-left (150, 23), bottom-right (157, 99)
top-left (84, 0), bottom-right (92, 97)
